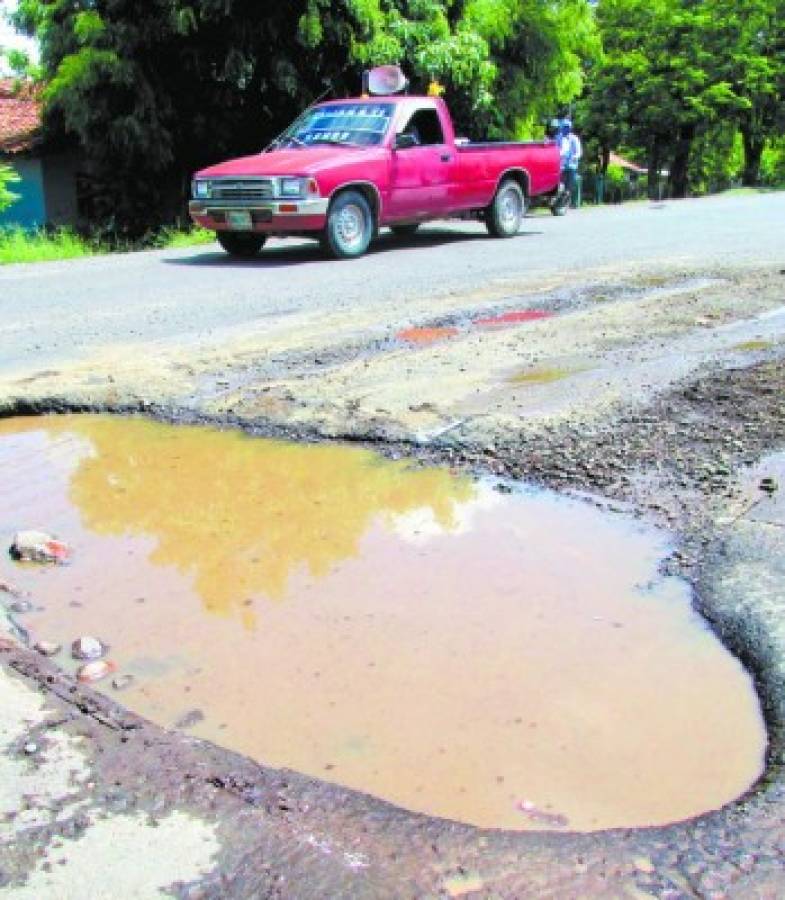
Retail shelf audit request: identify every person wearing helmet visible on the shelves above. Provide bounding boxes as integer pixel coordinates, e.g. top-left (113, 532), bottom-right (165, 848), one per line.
top-left (561, 118), bottom-right (583, 207)
top-left (545, 117), bottom-right (572, 214)
top-left (546, 118), bottom-right (561, 140)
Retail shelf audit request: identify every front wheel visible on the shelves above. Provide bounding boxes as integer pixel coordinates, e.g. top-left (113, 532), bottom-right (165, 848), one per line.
top-left (323, 190), bottom-right (374, 259)
top-left (217, 232), bottom-right (267, 258)
top-left (486, 180), bottom-right (526, 238)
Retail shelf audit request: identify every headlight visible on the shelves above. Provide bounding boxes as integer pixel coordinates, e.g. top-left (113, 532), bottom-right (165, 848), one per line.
top-left (279, 177), bottom-right (304, 198)
top-left (193, 180), bottom-right (210, 199)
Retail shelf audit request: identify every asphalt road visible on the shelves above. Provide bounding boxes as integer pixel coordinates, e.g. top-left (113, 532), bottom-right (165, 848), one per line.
top-left (1, 191), bottom-right (784, 897)
top-left (1, 191), bottom-right (783, 378)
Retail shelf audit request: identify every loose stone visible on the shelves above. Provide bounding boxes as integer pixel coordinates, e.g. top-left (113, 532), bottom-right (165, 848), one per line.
top-left (111, 674), bottom-right (135, 691)
top-left (9, 530), bottom-right (71, 564)
top-left (175, 709), bottom-right (205, 729)
top-left (76, 660), bottom-right (116, 683)
top-left (9, 599), bottom-right (33, 614)
top-left (71, 636), bottom-right (109, 661)
top-left (0, 579), bottom-right (23, 597)
top-left (34, 640), bottom-right (62, 657)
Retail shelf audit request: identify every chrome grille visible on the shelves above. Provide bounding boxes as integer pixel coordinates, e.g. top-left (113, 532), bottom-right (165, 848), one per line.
top-left (211, 180), bottom-right (274, 200)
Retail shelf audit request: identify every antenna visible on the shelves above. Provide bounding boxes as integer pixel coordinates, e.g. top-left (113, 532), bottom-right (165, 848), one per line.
top-left (261, 83), bottom-right (333, 153)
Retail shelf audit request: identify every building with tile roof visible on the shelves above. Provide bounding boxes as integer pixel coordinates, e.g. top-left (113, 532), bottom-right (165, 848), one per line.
top-left (1, 78), bottom-right (80, 229)
top-left (0, 78), bottom-right (42, 153)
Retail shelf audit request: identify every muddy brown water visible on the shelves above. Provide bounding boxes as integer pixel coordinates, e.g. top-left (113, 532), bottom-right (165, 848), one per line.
top-left (0, 416), bottom-right (766, 831)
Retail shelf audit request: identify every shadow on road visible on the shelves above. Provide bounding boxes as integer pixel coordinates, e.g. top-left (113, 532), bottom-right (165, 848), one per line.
top-left (164, 227), bottom-right (543, 268)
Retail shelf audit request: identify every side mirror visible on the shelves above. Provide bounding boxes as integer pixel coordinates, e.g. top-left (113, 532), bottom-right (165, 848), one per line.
top-left (394, 133), bottom-right (418, 150)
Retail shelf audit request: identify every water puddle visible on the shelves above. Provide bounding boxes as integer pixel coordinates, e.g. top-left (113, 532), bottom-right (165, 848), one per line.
top-left (0, 416), bottom-right (765, 831)
top-left (732, 339), bottom-right (774, 352)
top-left (396, 326), bottom-right (459, 346)
top-left (510, 366), bottom-right (587, 385)
top-left (474, 309), bottom-right (553, 328)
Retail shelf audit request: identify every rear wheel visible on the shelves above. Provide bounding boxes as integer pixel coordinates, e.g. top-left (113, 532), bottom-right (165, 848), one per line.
top-left (486, 180), bottom-right (526, 237)
top-left (217, 232), bottom-right (267, 258)
top-left (390, 223), bottom-right (420, 238)
top-left (323, 190), bottom-right (374, 259)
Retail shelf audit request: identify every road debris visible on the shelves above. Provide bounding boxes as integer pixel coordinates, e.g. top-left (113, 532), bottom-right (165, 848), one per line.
top-left (175, 709), bottom-right (206, 729)
top-left (9, 530), bottom-right (71, 564)
top-left (76, 659), bottom-right (116, 683)
top-left (71, 636), bottom-right (109, 661)
top-left (0, 579), bottom-right (24, 597)
top-left (33, 640), bottom-right (62, 657)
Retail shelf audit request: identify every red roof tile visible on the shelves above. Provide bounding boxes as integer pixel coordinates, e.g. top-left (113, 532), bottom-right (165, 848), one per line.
top-left (0, 78), bottom-right (42, 154)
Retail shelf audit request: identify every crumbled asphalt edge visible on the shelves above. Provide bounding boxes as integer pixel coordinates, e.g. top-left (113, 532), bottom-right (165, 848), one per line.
top-left (1, 360), bottom-right (785, 896)
top-left (0, 638), bottom-right (783, 900)
top-left (181, 271), bottom-right (726, 403)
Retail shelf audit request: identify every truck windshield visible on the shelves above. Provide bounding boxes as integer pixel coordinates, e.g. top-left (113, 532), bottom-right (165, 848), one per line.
top-left (275, 102), bottom-right (394, 148)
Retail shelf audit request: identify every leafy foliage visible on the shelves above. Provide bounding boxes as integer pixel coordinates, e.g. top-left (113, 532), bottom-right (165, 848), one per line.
top-left (11, 0), bottom-right (596, 232)
top-left (760, 136), bottom-right (785, 185)
top-left (579, 0), bottom-right (784, 196)
top-left (0, 163), bottom-right (21, 213)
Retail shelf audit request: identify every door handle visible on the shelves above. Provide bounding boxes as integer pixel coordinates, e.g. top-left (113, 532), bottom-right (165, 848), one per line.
top-left (440, 153), bottom-right (452, 162)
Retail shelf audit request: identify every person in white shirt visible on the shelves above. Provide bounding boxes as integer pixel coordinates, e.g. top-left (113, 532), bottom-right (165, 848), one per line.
top-left (561, 118), bottom-right (583, 207)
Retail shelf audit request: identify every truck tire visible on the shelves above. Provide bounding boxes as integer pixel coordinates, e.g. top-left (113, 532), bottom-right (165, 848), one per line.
top-left (486, 180), bottom-right (525, 238)
top-left (217, 232), bottom-right (267, 258)
top-left (390, 223), bottom-right (420, 238)
top-left (323, 190), bottom-right (374, 259)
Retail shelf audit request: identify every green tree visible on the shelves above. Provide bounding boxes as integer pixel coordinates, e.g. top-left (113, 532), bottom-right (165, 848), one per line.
top-left (13, 1), bottom-right (371, 233)
top-left (581, 0), bottom-right (753, 197)
top-left (12, 0), bottom-right (596, 233)
top-left (581, 0), bottom-right (785, 197)
top-left (705, 0), bottom-right (785, 185)
top-left (352, 0), bottom-right (599, 138)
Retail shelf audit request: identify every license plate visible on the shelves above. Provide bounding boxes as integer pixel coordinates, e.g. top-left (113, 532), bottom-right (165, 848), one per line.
top-left (226, 210), bottom-right (253, 230)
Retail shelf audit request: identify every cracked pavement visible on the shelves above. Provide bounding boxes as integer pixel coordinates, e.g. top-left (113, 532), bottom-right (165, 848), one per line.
top-left (0, 192), bottom-right (784, 897)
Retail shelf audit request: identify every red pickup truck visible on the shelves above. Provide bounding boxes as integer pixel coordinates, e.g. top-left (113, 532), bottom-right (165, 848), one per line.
top-left (190, 92), bottom-right (562, 259)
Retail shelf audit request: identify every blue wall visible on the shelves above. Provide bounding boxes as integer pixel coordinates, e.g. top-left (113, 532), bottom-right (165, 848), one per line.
top-left (0, 157), bottom-right (46, 228)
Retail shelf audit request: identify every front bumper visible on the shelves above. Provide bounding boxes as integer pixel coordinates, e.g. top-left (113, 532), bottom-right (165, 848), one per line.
top-left (189, 198), bottom-right (329, 234)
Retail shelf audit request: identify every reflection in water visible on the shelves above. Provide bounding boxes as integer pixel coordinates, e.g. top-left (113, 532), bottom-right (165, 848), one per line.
top-left (0, 415), bottom-right (766, 831)
top-left (39, 416), bottom-right (474, 618)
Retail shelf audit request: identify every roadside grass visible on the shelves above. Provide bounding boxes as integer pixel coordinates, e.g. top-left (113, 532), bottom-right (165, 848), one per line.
top-left (0, 227), bottom-right (96, 265)
top-left (0, 224), bottom-right (215, 265)
top-left (719, 185), bottom-right (785, 197)
top-left (151, 226), bottom-right (215, 249)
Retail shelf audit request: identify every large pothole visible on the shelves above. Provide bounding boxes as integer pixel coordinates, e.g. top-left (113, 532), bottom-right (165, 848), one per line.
top-left (0, 414), bottom-right (766, 832)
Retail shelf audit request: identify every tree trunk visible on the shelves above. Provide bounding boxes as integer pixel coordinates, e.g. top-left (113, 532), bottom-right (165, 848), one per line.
top-left (669, 124), bottom-right (695, 198)
top-left (647, 138), bottom-right (663, 199)
top-left (741, 125), bottom-right (764, 187)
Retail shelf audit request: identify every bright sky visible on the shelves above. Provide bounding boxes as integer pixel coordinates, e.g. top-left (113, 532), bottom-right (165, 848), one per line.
top-left (0, 0), bottom-right (39, 74)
